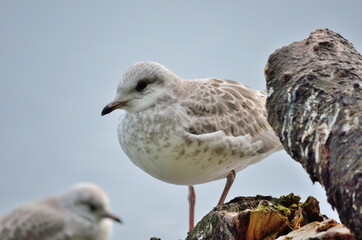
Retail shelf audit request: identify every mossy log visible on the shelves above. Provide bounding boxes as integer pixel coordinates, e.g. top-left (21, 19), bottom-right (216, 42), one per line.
top-left (186, 194), bottom-right (323, 240)
top-left (264, 28), bottom-right (361, 238)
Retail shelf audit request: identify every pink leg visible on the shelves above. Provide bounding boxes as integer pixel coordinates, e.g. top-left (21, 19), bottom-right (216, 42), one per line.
top-left (217, 170), bottom-right (236, 206)
top-left (188, 185), bottom-right (196, 232)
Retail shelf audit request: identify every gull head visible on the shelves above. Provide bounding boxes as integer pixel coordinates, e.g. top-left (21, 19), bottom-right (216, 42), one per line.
top-left (60, 183), bottom-right (122, 224)
top-left (102, 61), bottom-right (180, 115)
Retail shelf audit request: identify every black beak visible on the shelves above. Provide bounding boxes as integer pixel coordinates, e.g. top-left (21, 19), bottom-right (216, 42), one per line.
top-left (101, 101), bottom-right (125, 116)
top-left (101, 105), bottom-right (113, 116)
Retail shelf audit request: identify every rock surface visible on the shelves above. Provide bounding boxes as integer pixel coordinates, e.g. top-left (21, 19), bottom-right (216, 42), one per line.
top-left (264, 28), bottom-right (361, 239)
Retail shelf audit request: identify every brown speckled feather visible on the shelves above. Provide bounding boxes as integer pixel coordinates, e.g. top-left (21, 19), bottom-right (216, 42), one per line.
top-left (181, 78), bottom-right (281, 154)
top-left (183, 79), bottom-right (270, 137)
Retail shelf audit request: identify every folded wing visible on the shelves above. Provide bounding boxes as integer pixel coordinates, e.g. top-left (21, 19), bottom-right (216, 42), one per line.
top-left (0, 205), bottom-right (66, 240)
top-left (182, 78), bottom-right (282, 154)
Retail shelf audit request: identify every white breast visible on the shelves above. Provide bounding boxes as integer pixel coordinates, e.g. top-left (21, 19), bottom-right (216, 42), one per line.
top-left (117, 105), bottom-right (275, 186)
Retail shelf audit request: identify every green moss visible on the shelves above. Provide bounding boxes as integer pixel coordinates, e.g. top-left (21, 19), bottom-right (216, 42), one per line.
top-left (187, 212), bottom-right (225, 240)
top-left (196, 213), bottom-right (219, 234)
top-left (255, 199), bottom-right (291, 217)
top-left (271, 205), bottom-right (291, 217)
top-left (276, 193), bottom-right (301, 208)
top-left (256, 200), bottom-right (270, 210)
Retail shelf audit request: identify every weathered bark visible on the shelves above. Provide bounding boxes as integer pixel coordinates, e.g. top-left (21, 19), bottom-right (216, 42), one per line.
top-left (186, 194), bottom-right (332, 240)
top-left (276, 219), bottom-right (355, 240)
top-left (265, 28), bottom-right (361, 238)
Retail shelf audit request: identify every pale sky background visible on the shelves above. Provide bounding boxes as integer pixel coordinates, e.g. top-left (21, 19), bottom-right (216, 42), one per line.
top-left (0, 1), bottom-right (361, 239)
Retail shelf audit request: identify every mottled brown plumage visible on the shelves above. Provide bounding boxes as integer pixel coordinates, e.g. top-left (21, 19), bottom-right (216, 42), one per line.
top-left (183, 79), bottom-right (271, 138)
top-left (102, 61), bottom-right (282, 231)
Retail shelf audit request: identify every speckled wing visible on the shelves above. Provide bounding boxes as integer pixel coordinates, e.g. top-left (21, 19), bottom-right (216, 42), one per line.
top-left (0, 205), bottom-right (66, 240)
top-left (182, 78), bottom-right (282, 153)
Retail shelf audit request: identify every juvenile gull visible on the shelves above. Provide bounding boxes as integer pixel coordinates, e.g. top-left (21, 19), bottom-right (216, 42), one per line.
top-left (0, 183), bottom-right (121, 240)
top-left (102, 61), bottom-right (282, 231)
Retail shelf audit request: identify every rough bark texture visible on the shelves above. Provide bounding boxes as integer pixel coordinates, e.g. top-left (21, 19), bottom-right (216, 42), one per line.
top-left (264, 28), bottom-right (361, 239)
top-left (276, 219), bottom-right (355, 240)
top-left (184, 194), bottom-right (353, 240)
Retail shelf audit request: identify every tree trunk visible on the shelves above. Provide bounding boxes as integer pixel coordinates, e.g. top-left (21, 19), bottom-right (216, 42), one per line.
top-left (264, 28), bottom-right (361, 239)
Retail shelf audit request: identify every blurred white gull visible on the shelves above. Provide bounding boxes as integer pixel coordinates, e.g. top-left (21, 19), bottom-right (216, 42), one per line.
top-left (102, 61), bottom-right (282, 231)
top-left (0, 183), bottom-right (121, 240)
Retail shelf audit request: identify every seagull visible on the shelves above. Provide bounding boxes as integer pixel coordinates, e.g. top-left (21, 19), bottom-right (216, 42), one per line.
top-left (102, 61), bottom-right (282, 231)
top-left (0, 183), bottom-right (122, 240)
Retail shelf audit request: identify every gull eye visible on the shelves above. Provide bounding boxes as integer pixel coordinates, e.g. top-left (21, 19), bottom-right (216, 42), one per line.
top-left (88, 203), bottom-right (98, 212)
top-left (136, 80), bottom-right (148, 92)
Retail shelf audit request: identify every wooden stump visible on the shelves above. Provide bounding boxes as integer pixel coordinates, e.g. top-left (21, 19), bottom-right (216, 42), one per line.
top-left (186, 194), bottom-right (328, 240)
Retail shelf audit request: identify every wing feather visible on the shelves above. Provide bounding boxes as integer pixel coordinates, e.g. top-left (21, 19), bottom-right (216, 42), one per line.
top-left (0, 204), bottom-right (66, 240)
top-left (182, 78), bottom-right (281, 153)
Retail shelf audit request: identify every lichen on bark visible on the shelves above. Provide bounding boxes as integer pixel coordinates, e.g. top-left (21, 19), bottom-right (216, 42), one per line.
top-left (265, 28), bottom-right (361, 239)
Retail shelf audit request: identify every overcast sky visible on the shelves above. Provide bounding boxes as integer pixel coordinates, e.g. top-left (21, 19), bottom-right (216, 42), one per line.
top-left (0, 1), bottom-right (361, 239)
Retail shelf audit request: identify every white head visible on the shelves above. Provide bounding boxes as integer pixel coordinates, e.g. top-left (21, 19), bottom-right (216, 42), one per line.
top-left (60, 183), bottom-right (121, 225)
top-left (102, 61), bottom-right (181, 115)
